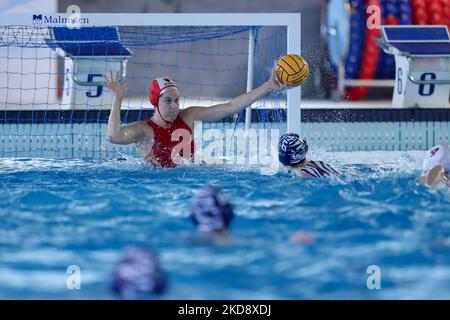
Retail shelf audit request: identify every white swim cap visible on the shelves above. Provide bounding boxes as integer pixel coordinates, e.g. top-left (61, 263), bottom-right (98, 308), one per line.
top-left (422, 144), bottom-right (450, 173)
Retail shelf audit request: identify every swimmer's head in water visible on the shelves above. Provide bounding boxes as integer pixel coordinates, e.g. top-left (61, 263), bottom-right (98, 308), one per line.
top-left (111, 246), bottom-right (166, 298)
top-left (190, 186), bottom-right (234, 233)
top-left (423, 143), bottom-right (450, 174)
top-left (278, 133), bottom-right (308, 166)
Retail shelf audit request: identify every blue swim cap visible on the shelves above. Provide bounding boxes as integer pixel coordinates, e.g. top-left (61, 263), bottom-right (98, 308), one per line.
top-left (111, 246), bottom-right (166, 297)
top-left (190, 186), bottom-right (234, 232)
top-left (278, 133), bottom-right (308, 165)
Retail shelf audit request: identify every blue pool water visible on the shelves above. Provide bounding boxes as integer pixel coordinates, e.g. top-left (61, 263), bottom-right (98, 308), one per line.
top-left (1, 152), bottom-right (450, 299)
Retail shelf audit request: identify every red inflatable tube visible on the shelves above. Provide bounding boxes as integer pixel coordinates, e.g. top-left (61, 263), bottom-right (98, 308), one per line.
top-left (344, 0), bottom-right (381, 100)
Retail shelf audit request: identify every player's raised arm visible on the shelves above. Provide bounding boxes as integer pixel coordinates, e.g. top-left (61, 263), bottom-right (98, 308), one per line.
top-left (104, 71), bottom-right (145, 145)
top-left (184, 70), bottom-right (283, 123)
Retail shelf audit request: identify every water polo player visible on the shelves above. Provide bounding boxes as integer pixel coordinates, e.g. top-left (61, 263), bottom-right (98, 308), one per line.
top-left (278, 133), bottom-right (340, 178)
top-left (190, 185), bottom-right (234, 235)
top-left (111, 246), bottom-right (166, 298)
top-left (104, 69), bottom-right (285, 168)
top-left (419, 144), bottom-right (450, 188)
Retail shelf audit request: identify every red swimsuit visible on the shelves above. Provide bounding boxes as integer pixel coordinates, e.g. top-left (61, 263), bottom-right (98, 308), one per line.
top-left (145, 116), bottom-right (195, 168)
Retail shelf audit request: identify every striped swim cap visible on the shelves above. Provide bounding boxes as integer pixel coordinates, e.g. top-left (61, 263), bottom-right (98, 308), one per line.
top-left (278, 133), bottom-right (308, 165)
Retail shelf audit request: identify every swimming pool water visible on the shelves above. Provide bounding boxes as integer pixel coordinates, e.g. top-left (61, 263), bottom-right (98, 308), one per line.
top-left (1, 152), bottom-right (450, 299)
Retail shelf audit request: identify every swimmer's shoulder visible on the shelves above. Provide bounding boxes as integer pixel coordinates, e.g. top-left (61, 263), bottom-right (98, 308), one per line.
top-left (291, 166), bottom-right (315, 179)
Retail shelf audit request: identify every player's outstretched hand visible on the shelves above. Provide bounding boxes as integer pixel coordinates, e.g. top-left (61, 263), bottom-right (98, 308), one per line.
top-left (103, 70), bottom-right (128, 98)
top-left (267, 69), bottom-right (296, 91)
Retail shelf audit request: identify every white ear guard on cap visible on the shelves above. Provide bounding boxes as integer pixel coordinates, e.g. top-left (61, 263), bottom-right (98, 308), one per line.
top-left (156, 77), bottom-right (177, 96)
